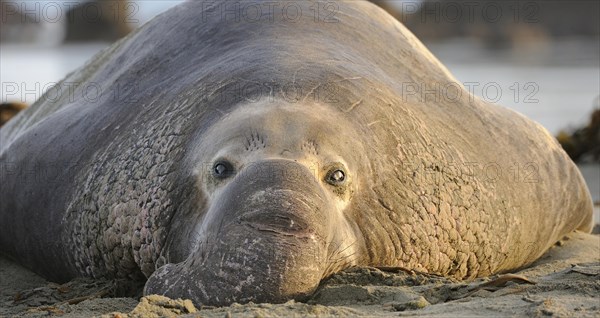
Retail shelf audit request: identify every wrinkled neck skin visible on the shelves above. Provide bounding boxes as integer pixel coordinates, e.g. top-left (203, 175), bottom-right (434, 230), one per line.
top-left (145, 100), bottom-right (369, 306)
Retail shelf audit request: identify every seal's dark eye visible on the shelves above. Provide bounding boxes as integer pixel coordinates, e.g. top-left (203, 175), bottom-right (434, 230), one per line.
top-left (326, 169), bottom-right (346, 185)
top-left (213, 161), bottom-right (234, 179)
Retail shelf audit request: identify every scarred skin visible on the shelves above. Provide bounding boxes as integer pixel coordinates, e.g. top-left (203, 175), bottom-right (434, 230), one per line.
top-left (0, 0), bottom-right (593, 306)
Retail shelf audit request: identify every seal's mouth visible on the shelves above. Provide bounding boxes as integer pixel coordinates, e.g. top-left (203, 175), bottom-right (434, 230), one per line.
top-left (239, 215), bottom-right (315, 237)
top-left (236, 189), bottom-right (319, 237)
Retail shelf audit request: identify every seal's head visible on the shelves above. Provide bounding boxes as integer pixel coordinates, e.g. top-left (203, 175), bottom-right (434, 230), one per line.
top-left (144, 100), bottom-right (369, 305)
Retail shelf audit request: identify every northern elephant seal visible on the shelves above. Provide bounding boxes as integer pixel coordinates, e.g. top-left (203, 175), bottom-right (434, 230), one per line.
top-left (0, 0), bottom-right (593, 306)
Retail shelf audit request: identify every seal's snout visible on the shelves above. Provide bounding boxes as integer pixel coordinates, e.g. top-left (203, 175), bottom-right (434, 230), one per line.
top-left (238, 188), bottom-right (318, 237)
top-left (226, 160), bottom-right (328, 237)
top-left (144, 160), bottom-right (332, 306)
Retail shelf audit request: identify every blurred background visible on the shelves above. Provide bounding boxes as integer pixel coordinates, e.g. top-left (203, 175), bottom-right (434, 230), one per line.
top-left (0, 0), bottom-right (598, 209)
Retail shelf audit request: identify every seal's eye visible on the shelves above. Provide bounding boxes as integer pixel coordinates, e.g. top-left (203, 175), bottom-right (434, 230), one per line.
top-left (213, 161), bottom-right (234, 179)
top-left (326, 169), bottom-right (346, 185)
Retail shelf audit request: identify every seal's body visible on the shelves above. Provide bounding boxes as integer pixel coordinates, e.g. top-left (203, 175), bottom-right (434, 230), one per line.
top-left (0, 0), bottom-right (592, 306)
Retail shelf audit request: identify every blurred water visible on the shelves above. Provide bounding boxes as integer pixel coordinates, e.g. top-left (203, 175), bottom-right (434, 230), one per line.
top-left (427, 39), bottom-right (600, 135)
top-left (1, 43), bottom-right (107, 103)
top-left (580, 164), bottom-right (600, 198)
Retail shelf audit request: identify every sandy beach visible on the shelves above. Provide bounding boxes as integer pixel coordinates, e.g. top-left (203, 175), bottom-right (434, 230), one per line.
top-left (1, 230), bottom-right (598, 318)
